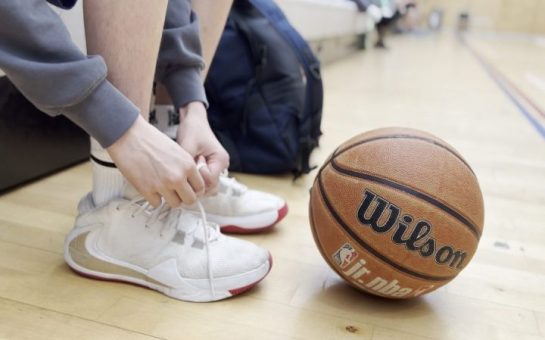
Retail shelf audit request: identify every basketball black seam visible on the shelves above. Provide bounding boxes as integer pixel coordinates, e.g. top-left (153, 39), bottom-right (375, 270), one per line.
top-left (309, 199), bottom-right (393, 297)
top-left (316, 171), bottom-right (457, 282)
top-left (332, 134), bottom-right (476, 177)
top-left (308, 199), bottom-right (338, 275)
top-left (330, 159), bottom-right (481, 240)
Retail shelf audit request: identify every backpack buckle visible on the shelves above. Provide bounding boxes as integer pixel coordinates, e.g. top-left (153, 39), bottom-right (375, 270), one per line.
top-left (309, 62), bottom-right (321, 80)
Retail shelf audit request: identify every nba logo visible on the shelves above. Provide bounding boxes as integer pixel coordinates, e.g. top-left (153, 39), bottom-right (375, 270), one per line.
top-left (333, 243), bottom-right (358, 269)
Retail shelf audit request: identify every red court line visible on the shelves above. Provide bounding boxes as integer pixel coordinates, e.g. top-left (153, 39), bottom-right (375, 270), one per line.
top-left (462, 38), bottom-right (545, 119)
top-left (492, 65), bottom-right (545, 121)
top-left (467, 41), bottom-right (545, 120)
top-left (462, 36), bottom-right (545, 139)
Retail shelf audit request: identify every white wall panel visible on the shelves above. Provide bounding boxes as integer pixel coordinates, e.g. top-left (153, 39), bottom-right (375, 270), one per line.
top-left (276, 0), bottom-right (372, 40)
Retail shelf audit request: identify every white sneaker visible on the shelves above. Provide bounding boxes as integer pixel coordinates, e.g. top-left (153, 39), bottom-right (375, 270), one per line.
top-left (64, 193), bottom-right (272, 302)
top-left (189, 174), bottom-right (288, 234)
top-left (149, 107), bottom-right (287, 233)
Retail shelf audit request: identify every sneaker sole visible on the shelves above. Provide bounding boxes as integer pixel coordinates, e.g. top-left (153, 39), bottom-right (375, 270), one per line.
top-left (220, 204), bottom-right (289, 234)
top-left (67, 253), bottom-right (273, 302)
top-left (64, 228), bottom-right (273, 302)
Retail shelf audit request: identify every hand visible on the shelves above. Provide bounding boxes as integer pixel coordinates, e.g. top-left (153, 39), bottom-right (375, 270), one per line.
top-left (107, 115), bottom-right (205, 208)
top-left (176, 102), bottom-right (229, 193)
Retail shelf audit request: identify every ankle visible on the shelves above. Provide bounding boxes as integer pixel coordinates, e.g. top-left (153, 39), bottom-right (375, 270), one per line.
top-left (90, 138), bottom-right (126, 205)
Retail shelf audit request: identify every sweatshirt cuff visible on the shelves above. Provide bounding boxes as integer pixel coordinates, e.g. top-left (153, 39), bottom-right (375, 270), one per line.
top-left (61, 80), bottom-right (140, 148)
top-left (161, 67), bottom-right (208, 110)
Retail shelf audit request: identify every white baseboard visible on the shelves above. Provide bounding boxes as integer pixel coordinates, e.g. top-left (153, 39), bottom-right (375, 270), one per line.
top-left (277, 0), bottom-right (374, 41)
top-left (277, 0), bottom-right (374, 63)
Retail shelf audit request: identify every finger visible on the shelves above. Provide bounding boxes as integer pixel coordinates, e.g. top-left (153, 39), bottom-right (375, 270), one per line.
top-left (187, 164), bottom-right (206, 196)
top-left (197, 156), bottom-right (215, 191)
top-left (177, 134), bottom-right (198, 158)
top-left (199, 167), bottom-right (217, 195)
top-left (196, 155), bottom-right (208, 172)
top-left (206, 154), bottom-right (229, 187)
top-left (176, 181), bottom-right (198, 205)
top-left (145, 192), bottom-right (162, 208)
top-left (132, 182), bottom-right (162, 208)
top-left (160, 189), bottom-right (183, 208)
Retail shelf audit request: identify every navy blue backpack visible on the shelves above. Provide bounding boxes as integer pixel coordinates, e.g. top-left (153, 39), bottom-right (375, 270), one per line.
top-left (206, 0), bottom-right (324, 177)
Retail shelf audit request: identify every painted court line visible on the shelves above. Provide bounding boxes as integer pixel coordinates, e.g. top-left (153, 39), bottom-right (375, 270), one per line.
top-left (463, 38), bottom-right (545, 140)
top-left (498, 71), bottom-right (545, 121)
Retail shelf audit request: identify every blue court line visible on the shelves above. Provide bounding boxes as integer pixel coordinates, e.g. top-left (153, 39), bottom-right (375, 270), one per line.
top-left (463, 38), bottom-right (545, 140)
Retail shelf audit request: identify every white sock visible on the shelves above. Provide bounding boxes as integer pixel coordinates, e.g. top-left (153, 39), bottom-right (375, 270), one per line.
top-left (151, 105), bottom-right (178, 139)
top-left (90, 138), bottom-right (126, 205)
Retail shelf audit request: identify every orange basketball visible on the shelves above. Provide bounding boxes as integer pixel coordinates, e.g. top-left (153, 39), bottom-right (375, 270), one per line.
top-left (309, 127), bottom-right (484, 299)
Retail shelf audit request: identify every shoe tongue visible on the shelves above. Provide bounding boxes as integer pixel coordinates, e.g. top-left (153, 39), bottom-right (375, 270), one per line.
top-left (178, 211), bottom-right (206, 238)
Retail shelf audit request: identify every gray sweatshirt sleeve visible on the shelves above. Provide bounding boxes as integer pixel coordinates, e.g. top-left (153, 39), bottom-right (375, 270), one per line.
top-left (0, 0), bottom-right (139, 147)
top-left (156, 0), bottom-right (208, 110)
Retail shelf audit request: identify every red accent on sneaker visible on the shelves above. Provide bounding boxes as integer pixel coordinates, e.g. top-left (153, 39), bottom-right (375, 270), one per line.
top-left (69, 253), bottom-right (274, 299)
top-left (229, 253), bottom-right (273, 296)
top-left (221, 203), bottom-right (289, 234)
top-left (276, 203), bottom-right (289, 223)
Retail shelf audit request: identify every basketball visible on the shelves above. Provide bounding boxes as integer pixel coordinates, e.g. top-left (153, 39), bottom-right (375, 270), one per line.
top-left (309, 127), bottom-right (485, 299)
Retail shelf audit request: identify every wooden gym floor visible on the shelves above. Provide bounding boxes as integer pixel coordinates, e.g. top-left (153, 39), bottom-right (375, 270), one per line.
top-left (1, 32), bottom-right (544, 340)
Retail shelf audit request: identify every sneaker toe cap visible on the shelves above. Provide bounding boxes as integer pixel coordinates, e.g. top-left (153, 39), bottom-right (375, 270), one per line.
top-left (236, 190), bottom-right (285, 215)
top-left (211, 237), bottom-right (270, 277)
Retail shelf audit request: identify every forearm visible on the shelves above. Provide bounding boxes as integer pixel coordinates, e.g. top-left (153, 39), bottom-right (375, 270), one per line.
top-left (0, 0), bottom-right (139, 147)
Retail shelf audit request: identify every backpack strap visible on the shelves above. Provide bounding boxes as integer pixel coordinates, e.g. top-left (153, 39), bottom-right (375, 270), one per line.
top-left (229, 8), bottom-right (269, 136)
top-left (248, 0), bottom-right (324, 177)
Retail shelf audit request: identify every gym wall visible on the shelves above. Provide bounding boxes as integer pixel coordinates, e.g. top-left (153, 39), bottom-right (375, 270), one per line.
top-left (419, 0), bottom-right (545, 34)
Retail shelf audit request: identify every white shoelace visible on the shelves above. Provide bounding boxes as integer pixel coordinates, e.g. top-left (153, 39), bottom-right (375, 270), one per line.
top-left (122, 197), bottom-right (218, 299)
top-left (195, 201), bottom-right (216, 298)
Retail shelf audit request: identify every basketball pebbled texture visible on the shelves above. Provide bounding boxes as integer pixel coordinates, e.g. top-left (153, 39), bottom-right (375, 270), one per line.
top-left (309, 127), bottom-right (485, 299)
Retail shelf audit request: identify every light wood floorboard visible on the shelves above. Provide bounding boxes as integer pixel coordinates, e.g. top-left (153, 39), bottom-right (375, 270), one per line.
top-left (1, 32), bottom-right (544, 339)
